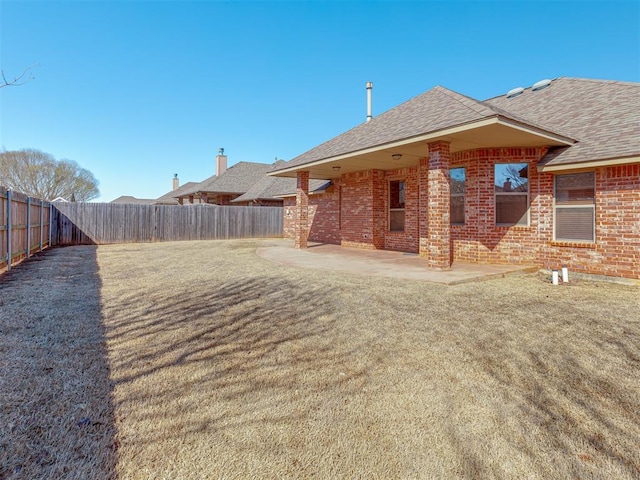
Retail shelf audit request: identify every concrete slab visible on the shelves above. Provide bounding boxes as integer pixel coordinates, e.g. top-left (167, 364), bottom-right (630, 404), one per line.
top-left (256, 239), bottom-right (538, 285)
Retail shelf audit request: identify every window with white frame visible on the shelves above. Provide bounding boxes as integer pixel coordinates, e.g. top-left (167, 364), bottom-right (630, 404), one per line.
top-left (389, 180), bottom-right (405, 232)
top-left (450, 168), bottom-right (465, 225)
top-left (495, 163), bottom-right (529, 226)
top-left (554, 172), bottom-right (595, 242)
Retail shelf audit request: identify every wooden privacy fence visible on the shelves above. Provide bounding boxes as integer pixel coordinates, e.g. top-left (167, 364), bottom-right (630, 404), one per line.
top-left (52, 202), bottom-right (283, 245)
top-left (1, 187), bottom-right (52, 272)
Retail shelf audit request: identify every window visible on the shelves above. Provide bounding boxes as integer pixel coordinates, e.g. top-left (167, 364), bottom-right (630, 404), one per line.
top-left (450, 168), bottom-right (465, 225)
top-left (554, 172), bottom-right (595, 242)
top-left (495, 163), bottom-right (529, 226)
top-left (389, 180), bottom-right (405, 231)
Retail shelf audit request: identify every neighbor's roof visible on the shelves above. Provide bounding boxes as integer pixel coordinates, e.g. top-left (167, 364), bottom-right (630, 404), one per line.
top-left (154, 182), bottom-right (201, 204)
top-left (231, 175), bottom-right (291, 203)
top-left (179, 162), bottom-right (274, 196)
top-left (485, 78), bottom-right (640, 168)
top-left (232, 175), bottom-right (331, 202)
top-left (110, 195), bottom-right (155, 205)
top-left (272, 77), bottom-right (639, 173)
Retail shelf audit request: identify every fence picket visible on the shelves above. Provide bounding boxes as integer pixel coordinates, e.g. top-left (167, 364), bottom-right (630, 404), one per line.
top-left (50, 203), bottom-right (283, 245)
top-left (1, 188), bottom-right (283, 271)
top-left (1, 187), bottom-right (52, 271)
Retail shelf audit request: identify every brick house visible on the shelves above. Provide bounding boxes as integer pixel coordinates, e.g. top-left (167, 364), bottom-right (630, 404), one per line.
top-left (162, 150), bottom-right (296, 207)
top-left (271, 78), bottom-right (640, 280)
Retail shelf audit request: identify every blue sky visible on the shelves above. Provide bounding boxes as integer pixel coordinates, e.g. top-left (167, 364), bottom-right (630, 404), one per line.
top-left (1, 0), bottom-right (639, 202)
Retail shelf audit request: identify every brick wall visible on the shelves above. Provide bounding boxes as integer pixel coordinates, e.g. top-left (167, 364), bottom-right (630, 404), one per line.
top-left (283, 186), bottom-right (341, 244)
top-left (207, 194), bottom-right (238, 205)
top-left (309, 185), bottom-right (341, 244)
top-left (450, 147), bottom-right (548, 265)
top-left (340, 170), bottom-right (377, 249)
top-left (540, 164), bottom-right (640, 279)
top-left (282, 150), bottom-right (639, 279)
top-left (283, 197), bottom-right (296, 239)
top-left (384, 167), bottom-right (419, 253)
top-left (233, 199), bottom-right (282, 207)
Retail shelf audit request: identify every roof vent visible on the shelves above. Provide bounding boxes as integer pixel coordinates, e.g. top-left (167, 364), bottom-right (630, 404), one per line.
top-left (532, 79), bottom-right (552, 91)
top-left (506, 87), bottom-right (525, 98)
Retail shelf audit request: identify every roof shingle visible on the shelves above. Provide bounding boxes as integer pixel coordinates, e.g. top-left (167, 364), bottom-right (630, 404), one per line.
top-left (274, 77), bottom-right (639, 172)
top-left (179, 162), bottom-right (275, 196)
top-left (485, 78), bottom-right (640, 166)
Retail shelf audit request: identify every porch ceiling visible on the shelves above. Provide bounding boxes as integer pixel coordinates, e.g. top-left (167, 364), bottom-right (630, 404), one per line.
top-left (272, 117), bottom-right (575, 179)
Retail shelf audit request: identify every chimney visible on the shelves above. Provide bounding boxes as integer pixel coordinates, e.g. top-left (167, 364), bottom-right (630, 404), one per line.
top-left (172, 173), bottom-right (179, 191)
top-left (366, 81), bottom-right (373, 122)
top-left (216, 147), bottom-right (227, 176)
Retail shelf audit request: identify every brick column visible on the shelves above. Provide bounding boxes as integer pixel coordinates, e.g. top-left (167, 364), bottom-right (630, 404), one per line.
top-left (426, 141), bottom-right (451, 270)
top-left (295, 171), bottom-right (310, 249)
top-left (419, 156), bottom-right (429, 257)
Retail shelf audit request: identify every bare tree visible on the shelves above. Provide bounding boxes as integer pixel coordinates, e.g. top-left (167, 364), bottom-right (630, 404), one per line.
top-left (0, 149), bottom-right (100, 201)
top-left (0, 65), bottom-right (38, 88)
top-left (501, 164), bottom-right (529, 192)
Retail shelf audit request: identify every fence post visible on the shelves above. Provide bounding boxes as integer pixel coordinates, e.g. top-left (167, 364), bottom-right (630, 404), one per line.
top-left (49, 204), bottom-right (53, 248)
top-left (40, 200), bottom-right (45, 251)
top-left (6, 190), bottom-right (11, 271)
top-left (26, 196), bottom-right (32, 259)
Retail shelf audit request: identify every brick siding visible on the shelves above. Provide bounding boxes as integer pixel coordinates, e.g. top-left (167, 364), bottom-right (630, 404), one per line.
top-left (283, 186), bottom-right (341, 245)
top-left (384, 167), bottom-right (420, 253)
top-left (450, 148), bottom-right (547, 266)
top-left (540, 164), bottom-right (640, 279)
top-left (285, 150), bottom-right (639, 279)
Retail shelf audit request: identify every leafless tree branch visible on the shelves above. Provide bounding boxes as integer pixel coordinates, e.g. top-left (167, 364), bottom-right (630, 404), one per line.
top-left (0, 64), bottom-right (39, 88)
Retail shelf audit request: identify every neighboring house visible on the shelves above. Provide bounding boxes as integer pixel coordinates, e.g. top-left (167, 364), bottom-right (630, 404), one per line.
top-left (232, 161), bottom-right (332, 209)
top-left (171, 153), bottom-right (316, 207)
top-left (155, 181), bottom-right (203, 205)
top-left (270, 77), bottom-right (640, 280)
top-left (110, 182), bottom-right (202, 206)
top-left (176, 160), bottom-right (279, 206)
top-left (113, 150), bottom-right (307, 207)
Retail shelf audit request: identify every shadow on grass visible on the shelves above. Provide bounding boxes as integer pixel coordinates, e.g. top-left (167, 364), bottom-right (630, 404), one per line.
top-left (104, 272), bottom-right (368, 451)
top-left (450, 307), bottom-right (640, 479)
top-left (0, 246), bottom-right (117, 479)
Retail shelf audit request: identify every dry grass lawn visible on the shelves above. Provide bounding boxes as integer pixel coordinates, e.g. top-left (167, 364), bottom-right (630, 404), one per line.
top-left (1, 239), bottom-right (639, 479)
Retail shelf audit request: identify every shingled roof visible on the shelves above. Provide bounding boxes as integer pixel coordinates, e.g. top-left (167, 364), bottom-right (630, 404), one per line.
top-left (275, 85), bottom-right (572, 172)
top-left (273, 77), bottom-right (639, 174)
top-left (180, 162), bottom-right (274, 196)
top-left (154, 181), bottom-right (201, 204)
top-left (232, 176), bottom-right (331, 203)
top-left (486, 78), bottom-right (640, 168)
top-left (110, 195), bottom-right (156, 205)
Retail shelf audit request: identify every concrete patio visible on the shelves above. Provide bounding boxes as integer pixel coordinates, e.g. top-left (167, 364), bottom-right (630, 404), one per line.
top-left (256, 240), bottom-right (538, 285)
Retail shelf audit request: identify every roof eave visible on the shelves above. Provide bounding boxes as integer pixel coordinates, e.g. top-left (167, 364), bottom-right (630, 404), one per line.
top-left (270, 116), bottom-right (575, 178)
top-left (538, 155), bottom-right (640, 173)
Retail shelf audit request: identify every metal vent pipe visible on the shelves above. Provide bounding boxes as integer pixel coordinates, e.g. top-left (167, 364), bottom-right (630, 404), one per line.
top-left (366, 81), bottom-right (373, 122)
